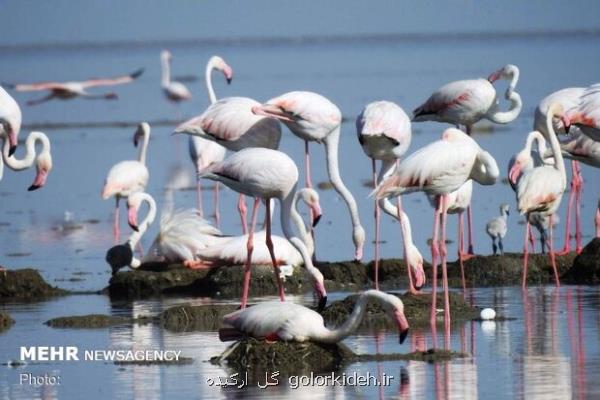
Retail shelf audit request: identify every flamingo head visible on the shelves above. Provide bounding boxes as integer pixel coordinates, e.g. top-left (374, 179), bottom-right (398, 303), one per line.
top-left (313, 271), bottom-right (328, 312)
top-left (380, 293), bottom-right (410, 344)
top-left (300, 188), bottom-right (323, 227)
top-left (161, 50), bottom-right (172, 61)
top-left (28, 152), bottom-right (52, 191)
top-left (508, 153), bottom-right (529, 187)
top-left (353, 226), bottom-right (366, 261)
top-left (105, 243), bottom-right (134, 275)
top-left (487, 64), bottom-right (518, 83)
top-left (407, 247), bottom-right (426, 290)
top-left (104, 92), bottom-right (118, 100)
top-left (133, 122), bottom-right (150, 147)
top-left (126, 192), bottom-right (145, 231)
top-left (251, 102), bottom-right (296, 123)
top-left (0, 117), bottom-right (19, 156)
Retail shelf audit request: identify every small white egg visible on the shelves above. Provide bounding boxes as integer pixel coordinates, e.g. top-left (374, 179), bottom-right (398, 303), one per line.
top-left (480, 308), bottom-right (496, 320)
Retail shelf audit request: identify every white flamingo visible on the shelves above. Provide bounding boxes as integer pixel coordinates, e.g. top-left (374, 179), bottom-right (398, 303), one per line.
top-left (219, 289), bottom-right (409, 344)
top-left (568, 83), bottom-right (600, 141)
top-left (373, 127), bottom-right (499, 346)
top-left (356, 100), bottom-right (412, 288)
top-left (252, 91), bottom-right (366, 260)
top-left (0, 86), bottom-right (21, 157)
top-left (160, 50), bottom-right (192, 103)
top-left (201, 147), bottom-right (327, 309)
top-left (5, 68), bottom-right (144, 106)
top-left (485, 203), bottom-right (510, 255)
top-left (1, 131), bottom-right (53, 190)
top-left (102, 123), bottom-right (150, 241)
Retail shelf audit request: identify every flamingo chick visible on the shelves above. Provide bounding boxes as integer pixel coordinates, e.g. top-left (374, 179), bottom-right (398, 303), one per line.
top-left (486, 204), bottom-right (510, 255)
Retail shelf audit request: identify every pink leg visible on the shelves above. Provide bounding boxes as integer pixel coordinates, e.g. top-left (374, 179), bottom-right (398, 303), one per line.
top-left (467, 205), bottom-right (474, 254)
top-left (595, 204), bottom-right (600, 238)
top-left (196, 178), bottom-right (204, 218)
top-left (430, 196), bottom-right (441, 347)
top-left (528, 224), bottom-right (536, 253)
top-left (522, 220), bottom-right (530, 289)
top-left (214, 183), bottom-right (221, 229)
top-left (397, 197), bottom-right (419, 294)
top-left (305, 140), bottom-right (317, 261)
top-left (549, 214), bottom-right (561, 287)
top-left (458, 213), bottom-right (466, 298)
top-left (240, 198), bottom-right (260, 309)
top-left (574, 162), bottom-right (583, 254)
top-left (373, 159), bottom-right (381, 290)
top-left (265, 199), bottom-right (286, 302)
top-left (113, 197), bottom-right (120, 243)
top-left (440, 195), bottom-right (451, 348)
top-left (238, 194), bottom-right (248, 235)
top-left (559, 164), bottom-right (576, 255)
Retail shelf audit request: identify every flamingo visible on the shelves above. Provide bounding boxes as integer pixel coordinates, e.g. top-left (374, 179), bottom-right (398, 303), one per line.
top-left (252, 91), bottom-right (366, 260)
top-left (106, 192), bottom-right (157, 274)
top-left (412, 64), bottom-right (522, 256)
top-left (485, 204), bottom-right (510, 255)
top-left (373, 127), bottom-right (499, 346)
top-left (4, 68), bottom-right (144, 106)
top-left (528, 212), bottom-right (559, 254)
top-left (160, 50), bottom-right (192, 103)
top-left (568, 83), bottom-right (600, 141)
top-left (188, 56), bottom-right (231, 222)
top-left (1, 131), bottom-right (53, 190)
top-left (201, 147), bottom-right (327, 309)
top-left (0, 86), bottom-right (21, 157)
top-left (517, 103), bottom-right (570, 289)
top-left (101, 123), bottom-right (150, 242)
top-left (534, 87), bottom-right (585, 255)
top-left (219, 289), bottom-right (409, 344)
top-left (356, 100), bottom-right (412, 288)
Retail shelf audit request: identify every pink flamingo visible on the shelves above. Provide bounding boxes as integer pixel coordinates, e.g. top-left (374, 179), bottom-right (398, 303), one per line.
top-left (188, 56), bottom-right (231, 222)
top-left (5, 68), bottom-right (143, 106)
top-left (252, 91), bottom-right (366, 260)
top-left (1, 131), bottom-right (53, 191)
top-left (568, 83), bottom-right (600, 141)
top-left (373, 128), bottom-right (499, 346)
top-left (517, 103), bottom-right (570, 288)
top-left (534, 87), bottom-right (585, 255)
top-left (201, 147), bottom-right (327, 310)
top-left (0, 86), bottom-right (21, 157)
top-left (219, 289), bottom-right (409, 344)
top-left (356, 100), bottom-right (412, 289)
top-left (102, 123), bottom-right (150, 242)
top-left (412, 64), bottom-right (522, 256)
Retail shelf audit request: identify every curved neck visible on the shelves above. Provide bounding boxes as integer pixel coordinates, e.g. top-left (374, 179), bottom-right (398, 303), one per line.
top-left (471, 151), bottom-right (499, 185)
top-left (160, 55), bottom-right (170, 87)
top-left (324, 126), bottom-right (363, 241)
top-left (137, 129), bottom-right (150, 165)
top-left (290, 190), bottom-right (314, 255)
top-left (320, 290), bottom-right (391, 343)
top-left (546, 106), bottom-right (566, 182)
top-left (486, 92), bottom-right (522, 124)
top-left (127, 193), bottom-right (157, 251)
top-left (3, 131), bottom-right (49, 171)
top-left (205, 58), bottom-right (218, 104)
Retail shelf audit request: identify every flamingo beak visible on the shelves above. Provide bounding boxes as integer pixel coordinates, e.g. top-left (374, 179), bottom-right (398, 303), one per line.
top-left (127, 206), bottom-right (139, 231)
top-left (251, 104), bottom-right (295, 123)
top-left (7, 127), bottom-right (17, 157)
top-left (311, 203), bottom-right (323, 227)
top-left (508, 164), bottom-right (521, 186)
top-left (224, 66), bottom-right (233, 85)
top-left (28, 168), bottom-right (48, 191)
top-left (395, 310), bottom-right (410, 344)
top-left (561, 116), bottom-right (571, 134)
top-left (487, 70), bottom-right (501, 83)
top-left (413, 265), bottom-right (426, 290)
top-left (354, 244), bottom-right (364, 262)
top-left (315, 281), bottom-right (327, 312)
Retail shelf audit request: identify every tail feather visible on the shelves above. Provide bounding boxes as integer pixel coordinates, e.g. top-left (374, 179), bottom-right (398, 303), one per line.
top-left (371, 173), bottom-right (403, 199)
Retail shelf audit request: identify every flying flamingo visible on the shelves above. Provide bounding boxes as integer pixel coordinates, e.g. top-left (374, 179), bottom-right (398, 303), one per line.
top-left (517, 103), bottom-right (570, 289)
top-left (188, 56), bottom-right (231, 222)
top-left (252, 91), bottom-right (366, 260)
top-left (201, 147), bottom-right (327, 310)
top-left (412, 64), bottom-right (522, 256)
top-left (534, 87), bottom-right (585, 255)
top-left (174, 64), bottom-right (281, 235)
top-left (102, 123), bottom-right (150, 242)
top-left (373, 128), bottom-right (499, 346)
top-left (4, 68), bottom-right (144, 106)
top-left (160, 50), bottom-right (192, 103)
top-left (0, 86), bottom-right (21, 157)
top-left (1, 131), bottom-right (53, 190)
top-left (485, 204), bottom-right (510, 255)
top-left (219, 289), bottom-right (409, 344)
top-left (356, 100), bottom-right (412, 288)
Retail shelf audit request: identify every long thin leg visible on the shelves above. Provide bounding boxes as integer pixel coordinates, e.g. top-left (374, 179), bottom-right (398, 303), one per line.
top-left (440, 195), bottom-right (451, 348)
top-left (528, 224), bottom-right (536, 253)
top-left (196, 177), bottom-right (204, 218)
top-left (458, 213), bottom-right (466, 298)
top-left (492, 237), bottom-right (497, 255)
top-left (113, 197), bottom-right (120, 243)
top-left (238, 194), bottom-right (248, 235)
top-left (430, 196), bottom-right (441, 348)
top-left (214, 183), bottom-right (221, 229)
top-left (240, 198), bottom-right (260, 309)
top-left (596, 203), bottom-right (600, 238)
top-left (574, 162), bottom-right (583, 254)
top-left (559, 164), bottom-right (576, 254)
top-left (373, 158), bottom-right (381, 290)
top-left (522, 220), bottom-right (530, 289)
top-left (397, 197), bottom-right (418, 294)
top-left (26, 93), bottom-right (56, 106)
top-left (305, 140), bottom-right (317, 261)
top-left (498, 237), bottom-right (504, 255)
top-left (467, 204), bottom-right (474, 254)
top-left (265, 199), bottom-right (285, 302)
top-left (549, 214), bottom-right (560, 287)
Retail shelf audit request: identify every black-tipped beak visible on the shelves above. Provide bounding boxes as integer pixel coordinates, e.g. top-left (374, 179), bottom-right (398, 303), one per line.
top-left (414, 283), bottom-right (423, 291)
top-left (129, 223), bottom-right (139, 232)
top-left (312, 214), bottom-right (322, 227)
top-left (399, 328), bottom-right (409, 344)
top-left (564, 124), bottom-right (570, 134)
top-left (8, 145), bottom-right (16, 157)
top-left (317, 295), bottom-right (327, 312)
top-left (226, 78), bottom-right (232, 85)
top-left (28, 184), bottom-right (41, 191)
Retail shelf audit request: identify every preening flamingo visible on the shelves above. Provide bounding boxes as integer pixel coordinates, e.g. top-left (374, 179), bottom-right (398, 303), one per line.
top-left (373, 127), bottom-right (499, 346)
top-left (201, 147), bottom-right (327, 309)
top-left (188, 56), bottom-right (231, 221)
top-left (568, 83), bottom-right (600, 141)
top-left (160, 50), bottom-right (192, 103)
top-left (485, 204), bottom-right (510, 255)
top-left (1, 131), bottom-right (53, 190)
top-left (412, 64), bottom-right (522, 255)
top-left (0, 86), bottom-right (21, 157)
top-left (101, 123), bottom-right (150, 242)
top-left (4, 68), bottom-right (144, 106)
top-left (517, 103), bottom-right (570, 288)
top-left (356, 100), bottom-right (412, 288)
top-left (534, 87), bottom-right (585, 255)
top-left (219, 289), bottom-right (409, 344)
top-left (252, 91), bottom-right (366, 260)
top-left (105, 192), bottom-right (157, 274)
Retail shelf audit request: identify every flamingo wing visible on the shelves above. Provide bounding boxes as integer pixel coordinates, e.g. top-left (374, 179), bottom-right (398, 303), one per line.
top-left (5, 81), bottom-right (67, 92)
top-left (80, 68), bottom-right (144, 88)
top-left (102, 161), bottom-right (149, 198)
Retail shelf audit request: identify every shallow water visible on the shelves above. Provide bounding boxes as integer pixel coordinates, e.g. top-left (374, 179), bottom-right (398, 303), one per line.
top-left (1, 2), bottom-right (600, 399)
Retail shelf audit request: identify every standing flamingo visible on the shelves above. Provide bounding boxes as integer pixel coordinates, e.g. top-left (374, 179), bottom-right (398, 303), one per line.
top-left (356, 100), bottom-right (412, 288)
top-left (373, 128), bottom-right (499, 346)
top-left (412, 64), bottom-right (522, 256)
top-left (219, 289), bottom-right (409, 344)
top-left (188, 56), bottom-right (231, 222)
top-left (1, 131), bottom-right (53, 190)
top-left (201, 147), bottom-right (327, 309)
top-left (568, 83), bottom-right (600, 141)
top-left (4, 68), bottom-right (144, 106)
top-left (160, 50), bottom-right (192, 103)
top-left (0, 86), bottom-right (21, 158)
top-left (534, 87), bottom-right (585, 255)
top-left (485, 204), bottom-right (510, 255)
top-left (102, 123), bottom-right (150, 242)
top-left (252, 91), bottom-right (366, 260)
top-left (517, 103), bottom-right (570, 288)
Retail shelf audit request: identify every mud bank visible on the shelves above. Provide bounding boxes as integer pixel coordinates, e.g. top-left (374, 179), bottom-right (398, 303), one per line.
top-left (0, 269), bottom-right (68, 301)
top-left (0, 311), bottom-right (14, 331)
top-left (562, 238), bottom-right (600, 284)
top-left (159, 304), bottom-right (238, 332)
top-left (45, 314), bottom-right (152, 329)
